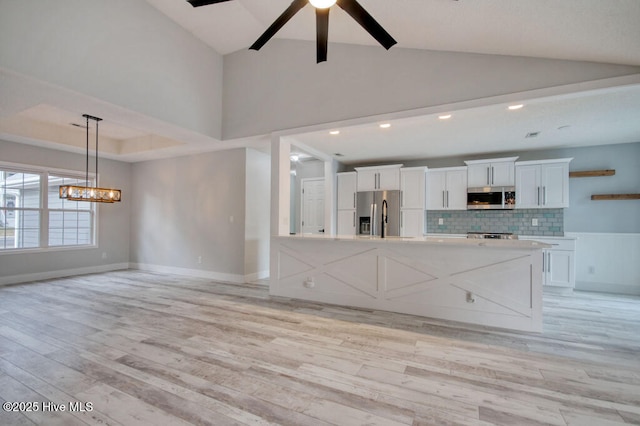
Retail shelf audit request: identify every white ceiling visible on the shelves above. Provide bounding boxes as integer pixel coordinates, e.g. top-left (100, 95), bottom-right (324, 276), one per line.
top-left (288, 84), bottom-right (640, 164)
top-left (2, 1), bottom-right (640, 163)
top-left (146, 0), bottom-right (640, 66)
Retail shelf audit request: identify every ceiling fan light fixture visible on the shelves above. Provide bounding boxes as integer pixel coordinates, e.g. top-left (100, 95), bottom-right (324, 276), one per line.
top-left (309, 0), bottom-right (337, 9)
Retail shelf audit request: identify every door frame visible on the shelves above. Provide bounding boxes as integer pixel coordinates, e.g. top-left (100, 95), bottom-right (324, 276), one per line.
top-left (300, 177), bottom-right (325, 234)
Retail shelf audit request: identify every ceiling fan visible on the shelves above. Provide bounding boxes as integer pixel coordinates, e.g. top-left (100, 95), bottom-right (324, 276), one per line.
top-left (187, 0), bottom-right (397, 63)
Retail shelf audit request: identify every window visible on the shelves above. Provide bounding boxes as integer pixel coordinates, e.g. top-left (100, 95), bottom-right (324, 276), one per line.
top-left (0, 164), bottom-right (96, 252)
top-left (48, 175), bottom-right (94, 247)
top-left (0, 170), bottom-right (41, 249)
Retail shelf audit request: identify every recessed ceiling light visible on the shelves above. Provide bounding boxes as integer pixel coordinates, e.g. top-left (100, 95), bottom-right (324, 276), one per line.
top-left (329, 130), bottom-right (340, 135)
top-left (438, 114), bottom-right (452, 120)
top-left (379, 123), bottom-right (391, 129)
top-left (508, 104), bottom-right (524, 110)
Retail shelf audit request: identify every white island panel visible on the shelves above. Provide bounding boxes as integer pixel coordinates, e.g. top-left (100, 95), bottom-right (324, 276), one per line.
top-left (270, 236), bottom-right (545, 332)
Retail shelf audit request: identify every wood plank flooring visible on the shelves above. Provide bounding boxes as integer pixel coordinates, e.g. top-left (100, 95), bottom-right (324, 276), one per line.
top-left (0, 270), bottom-right (639, 425)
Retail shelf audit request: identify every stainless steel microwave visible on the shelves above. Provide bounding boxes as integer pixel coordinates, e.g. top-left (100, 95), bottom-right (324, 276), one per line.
top-left (467, 186), bottom-right (515, 210)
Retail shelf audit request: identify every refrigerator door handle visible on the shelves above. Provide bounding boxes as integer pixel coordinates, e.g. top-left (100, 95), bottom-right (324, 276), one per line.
top-left (372, 203), bottom-right (378, 236)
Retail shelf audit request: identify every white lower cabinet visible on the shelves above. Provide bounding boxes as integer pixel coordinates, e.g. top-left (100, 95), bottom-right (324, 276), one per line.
top-left (521, 236), bottom-right (576, 289)
top-left (544, 249), bottom-right (574, 287)
top-left (337, 209), bottom-right (356, 236)
top-left (400, 209), bottom-right (424, 237)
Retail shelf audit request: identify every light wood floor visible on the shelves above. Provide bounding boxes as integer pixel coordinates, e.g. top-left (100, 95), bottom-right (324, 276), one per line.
top-left (0, 270), bottom-right (639, 426)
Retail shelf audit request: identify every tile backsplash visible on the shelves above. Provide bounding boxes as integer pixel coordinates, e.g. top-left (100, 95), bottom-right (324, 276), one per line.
top-left (427, 209), bottom-right (564, 236)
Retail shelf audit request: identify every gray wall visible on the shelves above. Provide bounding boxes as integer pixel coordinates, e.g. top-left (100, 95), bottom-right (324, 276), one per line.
top-left (399, 142), bottom-right (640, 234)
top-left (0, 0), bottom-right (223, 139)
top-left (130, 148), bottom-right (247, 276)
top-left (244, 149), bottom-right (270, 278)
top-left (0, 139), bottom-right (131, 279)
top-left (222, 39), bottom-right (640, 139)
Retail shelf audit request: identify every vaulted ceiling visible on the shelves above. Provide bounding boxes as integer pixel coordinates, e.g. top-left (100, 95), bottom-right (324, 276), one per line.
top-left (2, 1), bottom-right (640, 163)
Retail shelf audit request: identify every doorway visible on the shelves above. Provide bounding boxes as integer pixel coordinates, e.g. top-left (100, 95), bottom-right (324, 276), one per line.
top-left (301, 178), bottom-right (325, 234)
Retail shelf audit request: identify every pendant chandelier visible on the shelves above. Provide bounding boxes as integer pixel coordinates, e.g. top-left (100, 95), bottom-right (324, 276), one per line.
top-left (59, 114), bottom-right (122, 203)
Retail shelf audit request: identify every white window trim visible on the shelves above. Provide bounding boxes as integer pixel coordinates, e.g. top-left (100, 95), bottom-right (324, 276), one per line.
top-left (0, 160), bottom-right (99, 255)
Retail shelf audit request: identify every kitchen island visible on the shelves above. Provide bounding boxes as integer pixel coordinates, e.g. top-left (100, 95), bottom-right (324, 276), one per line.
top-left (270, 235), bottom-right (550, 332)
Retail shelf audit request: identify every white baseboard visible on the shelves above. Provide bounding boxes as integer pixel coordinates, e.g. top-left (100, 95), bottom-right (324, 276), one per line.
top-left (0, 263), bottom-right (130, 287)
top-left (130, 263), bottom-right (246, 284)
top-left (575, 280), bottom-right (640, 296)
top-left (245, 270), bottom-right (269, 284)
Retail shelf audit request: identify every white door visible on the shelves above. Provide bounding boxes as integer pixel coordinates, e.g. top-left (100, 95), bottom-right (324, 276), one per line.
top-left (467, 163), bottom-right (491, 187)
top-left (356, 169), bottom-right (377, 192)
top-left (426, 170), bottom-right (446, 209)
top-left (378, 168), bottom-right (401, 190)
top-left (337, 210), bottom-right (356, 235)
top-left (401, 169), bottom-right (426, 209)
top-left (445, 170), bottom-right (468, 210)
top-left (337, 172), bottom-right (357, 210)
top-left (301, 178), bottom-right (325, 234)
top-left (515, 165), bottom-right (541, 208)
top-left (541, 162), bottom-right (569, 208)
top-left (491, 162), bottom-right (515, 186)
top-left (548, 250), bottom-right (574, 287)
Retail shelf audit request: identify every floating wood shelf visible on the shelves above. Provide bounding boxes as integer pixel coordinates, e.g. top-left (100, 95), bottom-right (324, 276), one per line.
top-left (570, 169), bottom-right (615, 178)
top-left (591, 194), bottom-right (640, 201)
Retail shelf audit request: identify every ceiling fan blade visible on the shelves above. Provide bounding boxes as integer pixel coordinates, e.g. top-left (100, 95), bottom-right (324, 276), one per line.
top-left (316, 8), bottom-right (330, 63)
top-left (187, 0), bottom-right (233, 7)
top-left (250, 0), bottom-right (308, 51)
top-left (336, 0), bottom-right (397, 50)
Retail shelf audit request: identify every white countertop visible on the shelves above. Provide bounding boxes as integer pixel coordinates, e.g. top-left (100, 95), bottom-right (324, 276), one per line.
top-left (277, 234), bottom-right (551, 249)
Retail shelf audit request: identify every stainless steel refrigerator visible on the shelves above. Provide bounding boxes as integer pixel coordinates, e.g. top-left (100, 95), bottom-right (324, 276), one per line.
top-left (356, 190), bottom-right (401, 237)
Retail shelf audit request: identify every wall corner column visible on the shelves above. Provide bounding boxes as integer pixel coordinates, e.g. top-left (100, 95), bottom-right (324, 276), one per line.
top-left (270, 135), bottom-right (291, 237)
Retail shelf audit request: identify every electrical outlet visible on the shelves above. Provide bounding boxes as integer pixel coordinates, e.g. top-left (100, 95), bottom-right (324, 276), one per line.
top-left (438, 218), bottom-right (444, 225)
top-left (532, 218), bottom-right (539, 226)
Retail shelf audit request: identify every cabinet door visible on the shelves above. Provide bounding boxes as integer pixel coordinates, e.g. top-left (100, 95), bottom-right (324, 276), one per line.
top-left (467, 164), bottom-right (491, 187)
top-left (378, 168), bottom-right (400, 190)
top-left (400, 169), bottom-right (426, 209)
top-left (491, 162), bottom-right (515, 186)
top-left (426, 171), bottom-right (446, 209)
top-left (337, 210), bottom-right (356, 236)
top-left (356, 169), bottom-right (377, 192)
top-left (541, 162), bottom-right (569, 208)
top-left (547, 250), bottom-right (574, 288)
top-left (401, 209), bottom-right (424, 237)
top-left (445, 170), bottom-right (468, 210)
top-left (515, 165), bottom-right (541, 208)
top-left (337, 173), bottom-right (357, 210)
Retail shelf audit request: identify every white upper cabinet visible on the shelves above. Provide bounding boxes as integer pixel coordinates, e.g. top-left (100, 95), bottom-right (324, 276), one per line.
top-left (337, 172), bottom-right (357, 210)
top-left (400, 167), bottom-right (427, 209)
top-left (426, 167), bottom-right (467, 210)
top-left (355, 165), bottom-right (402, 191)
top-left (465, 157), bottom-right (518, 187)
top-left (515, 159), bottom-right (572, 209)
